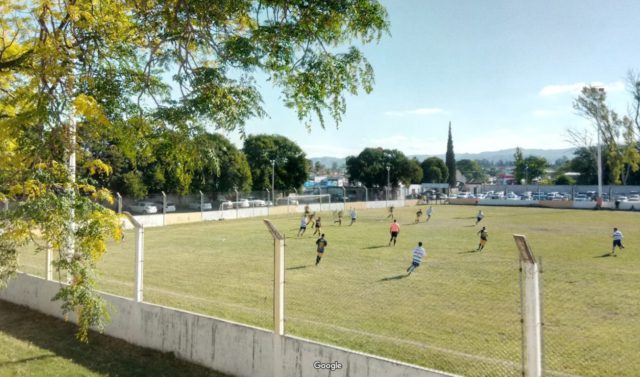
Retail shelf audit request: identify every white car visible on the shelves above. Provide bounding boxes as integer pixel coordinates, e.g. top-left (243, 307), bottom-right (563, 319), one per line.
top-left (235, 199), bottom-right (250, 208)
top-left (627, 194), bottom-right (640, 202)
top-left (574, 194), bottom-right (588, 202)
top-left (155, 202), bottom-right (176, 212)
top-left (249, 199), bottom-right (266, 207)
top-left (220, 201), bottom-right (234, 209)
top-left (129, 201), bottom-right (158, 214)
top-left (189, 202), bottom-right (213, 210)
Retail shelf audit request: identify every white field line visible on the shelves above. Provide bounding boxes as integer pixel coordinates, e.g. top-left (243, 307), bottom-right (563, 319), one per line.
top-left (18, 265), bottom-right (584, 377)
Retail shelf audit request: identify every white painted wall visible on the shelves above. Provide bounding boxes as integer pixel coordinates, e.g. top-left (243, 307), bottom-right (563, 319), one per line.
top-left (1, 274), bottom-right (457, 377)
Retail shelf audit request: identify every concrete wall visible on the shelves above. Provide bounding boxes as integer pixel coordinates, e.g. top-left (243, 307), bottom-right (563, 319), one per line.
top-left (1, 274), bottom-right (457, 377)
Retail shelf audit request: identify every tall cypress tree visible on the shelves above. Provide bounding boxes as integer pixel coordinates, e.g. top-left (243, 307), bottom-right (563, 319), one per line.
top-left (446, 122), bottom-right (457, 187)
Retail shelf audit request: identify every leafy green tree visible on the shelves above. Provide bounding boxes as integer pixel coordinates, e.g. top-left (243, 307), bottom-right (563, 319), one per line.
top-left (407, 158), bottom-right (424, 185)
top-left (1, 0), bottom-right (388, 341)
top-left (346, 148), bottom-right (418, 187)
top-left (456, 160), bottom-right (487, 183)
top-left (573, 86), bottom-right (640, 184)
top-left (421, 157), bottom-right (449, 183)
top-left (445, 122), bottom-right (457, 187)
top-left (554, 175), bottom-right (576, 185)
top-left (243, 135), bottom-right (309, 192)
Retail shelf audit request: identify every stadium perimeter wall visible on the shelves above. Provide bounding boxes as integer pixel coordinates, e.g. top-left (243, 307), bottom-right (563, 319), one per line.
top-left (129, 200), bottom-right (408, 228)
top-left (0, 273), bottom-right (456, 377)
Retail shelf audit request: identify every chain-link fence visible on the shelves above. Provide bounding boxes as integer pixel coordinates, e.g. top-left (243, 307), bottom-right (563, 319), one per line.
top-left (542, 258), bottom-right (640, 377)
top-left (284, 234), bottom-right (522, 377)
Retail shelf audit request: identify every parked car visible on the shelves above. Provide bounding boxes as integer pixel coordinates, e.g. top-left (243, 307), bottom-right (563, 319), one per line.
top-left (627, 192), bottom-right (640, 201)
top-left (129, 201), bottom-right (158, 214)
top-left (247, 197), bottom-right (266, 207)
top-left (189, 202), bottom-right (213, 210)
top-left (155, 201), bottom-right (176, 212)
top-left (574, 194), bottom-right (588, 201)
top-left (615, 195), bottom-right (629, 202)
top-left (235, 199), bottom-right (250, 208)
top-left (220, 201), bottom-right (233, 209)
top-left (506, 192), bottom-right (520, 200)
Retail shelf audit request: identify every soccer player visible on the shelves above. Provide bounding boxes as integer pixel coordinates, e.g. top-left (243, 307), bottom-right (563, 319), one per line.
top-left (315, 234), bottom-right (328, 266)
top-left (313, 216), bottom-right (322, 236)
top-left (389, 219), bottom-right (400, 246)
top-left (611, 227), bottom-right (625, 256)
top-left (386, 205), bottom-right (395, 220)
top-left (406, 241), bottom-right (426, 275)
top-left (477, 226), bottom-right (488, 251)
top-left (307, 212), bottom-right (316, 228)
top-left (426, 206), bottom-right (433, 222)
top-left (350, 207), bottom-right (357, 226)
top-left (475, 210), bottom-right (485, 225)
top-left (297, 215), bottom-right (307, 237)
top-left (415, 209), bottom-right (423, 223)
top-left (334, 210), bottom-right (344, 226)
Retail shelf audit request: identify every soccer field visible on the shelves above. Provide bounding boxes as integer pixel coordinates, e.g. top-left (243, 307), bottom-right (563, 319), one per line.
top-left (17, 205), bottom-right (640, 377)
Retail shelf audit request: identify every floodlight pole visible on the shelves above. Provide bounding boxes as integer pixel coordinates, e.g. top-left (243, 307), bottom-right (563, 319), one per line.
top-left (386, 166), bottom-right (390, 204)
top-left (595, 87), bottom-right (605, 202)
top-left (513, 234), bottom-right (543, 377)
top-left (341, 186), bottom-right (346, 206)
top-left (362, 185), bottom-right (368, 202)
top-left (271, 159), bottom-right (276, 206)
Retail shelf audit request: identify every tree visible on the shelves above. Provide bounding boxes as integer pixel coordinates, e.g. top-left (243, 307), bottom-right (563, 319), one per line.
top-left (420, 157), bottom-right (448, 183)
top-left (572, 86), bottom-right (640, 185)
top-left (346, 148), bottom-right (419, 188)
top-left (1, 0), bottom-right (388, 341)
top-left (456, 159), bottom-right (487, 183)
top-left (191, 134), bottom-right (252, 195)
top-left (445, 122), bottom-right (456, 187)
top-left (513, 147), bottom-right (525, 183)
top-left (554, 175), bottom-right (576, 185)
top-left (243, 135), bottom-right (309, 192)
top-left (407, 158), bottom-right (424, 185)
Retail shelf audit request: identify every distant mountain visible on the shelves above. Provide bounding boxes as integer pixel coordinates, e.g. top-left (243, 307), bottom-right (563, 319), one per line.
top-left (308, 156), bottom-right (346, 168)
top-left (412, 148), bottom-right (576, 164)
top-left (310, 148), bottom-right (577, 166)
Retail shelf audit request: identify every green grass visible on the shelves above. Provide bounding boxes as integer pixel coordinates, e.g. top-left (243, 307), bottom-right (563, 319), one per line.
top-left (17, 205), bottom-right (640, 377)
top-left (0, 300), bottom-right (230, 377)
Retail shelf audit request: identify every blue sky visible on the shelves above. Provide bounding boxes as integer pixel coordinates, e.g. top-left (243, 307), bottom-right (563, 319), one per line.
top-left (225, 0), bottom-right (640, 157)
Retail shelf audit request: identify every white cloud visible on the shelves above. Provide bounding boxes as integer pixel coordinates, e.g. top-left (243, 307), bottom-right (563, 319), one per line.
top-left (384, 108), bottom-right (445, 117)
top-left (539, 81), bottom-right (625, 97)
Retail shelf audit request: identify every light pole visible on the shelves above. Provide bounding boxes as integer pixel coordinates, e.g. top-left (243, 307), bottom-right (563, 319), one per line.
top-left (595, 87), bottom-right (605, 202)
top-left (386, 166), bottom-right (390, 202)
top-left (271, 159), bottom-right (276, 206)
top-left (525, 164), bottom-right (528, 185)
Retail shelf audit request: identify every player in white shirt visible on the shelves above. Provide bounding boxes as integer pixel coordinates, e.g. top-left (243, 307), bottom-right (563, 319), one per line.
top-left (406, 242), bottom-right (426, 275)
top-left (611, 227), bottom-right (624, 256)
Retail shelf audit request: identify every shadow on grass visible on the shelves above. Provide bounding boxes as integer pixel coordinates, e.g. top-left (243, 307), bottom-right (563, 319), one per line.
top-left (464, 225), bottom-right (476, 227)
top-left (0, 300), bottom-right (229, 377)
top-left (286, 265), bottom-right (311, 270)
top-left (363, 245), bottom-right (388, 250)
top-left (379, 273), bottom-right (410, 282)
top-left (458, 250), bottom-right (477, 254)
top-left (594, 253), bottom-right (614, 258)
top-left (0, 354), bottom-right (56, 366)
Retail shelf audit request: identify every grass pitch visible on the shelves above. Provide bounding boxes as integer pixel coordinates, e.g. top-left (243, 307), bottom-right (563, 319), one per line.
top-left (17, 205), bottom-right (640, 377)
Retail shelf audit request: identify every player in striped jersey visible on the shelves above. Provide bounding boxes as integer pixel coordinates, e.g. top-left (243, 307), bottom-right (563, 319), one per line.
top-left (406, 242), bottom-right (426, 275)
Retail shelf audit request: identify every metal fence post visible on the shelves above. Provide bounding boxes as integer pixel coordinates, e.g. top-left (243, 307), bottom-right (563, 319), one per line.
top-left (363, 185), bottom-right (368, 202)
top-left (199, 190), bottom-right (204, 220)
top-left (162, 191), bottom-right (167, 226)
top-left (263, 220), bottom-right (285, 377)
top-left (116, 192), bottom-right (122, 214)
top-left (514, 234), bottom-right (543, 377)
top-left (45, 243), bottom-right (53, 281)
top-left (123, 212), bottom-right (144, 302)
